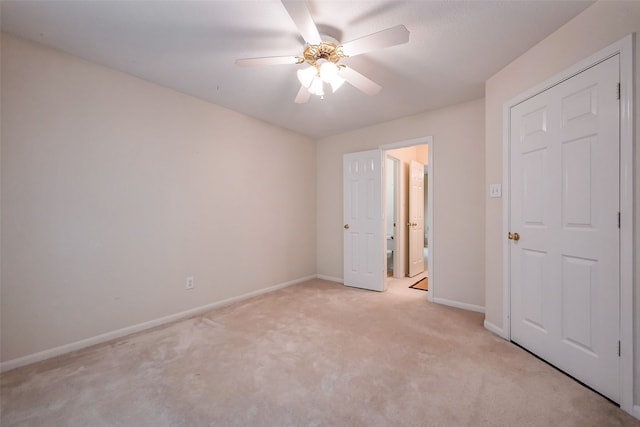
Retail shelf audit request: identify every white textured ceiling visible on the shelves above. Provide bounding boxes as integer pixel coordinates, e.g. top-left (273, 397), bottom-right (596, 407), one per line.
top-left (1, 1), bottom-right (593, 138)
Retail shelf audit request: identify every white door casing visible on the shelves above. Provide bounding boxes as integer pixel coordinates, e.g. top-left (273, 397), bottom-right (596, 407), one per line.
top-left (386, 156), bottom-right (402, 278)
top-left (343, 149), bottom-right (385, 291)
top-left (408, 160), bottom-right (425, 277)
top-left (509, 55), bottom-right (620, 402)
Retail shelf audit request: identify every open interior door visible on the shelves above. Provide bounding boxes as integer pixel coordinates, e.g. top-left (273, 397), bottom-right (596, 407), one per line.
top-left (408, 160), bottom-right (425, 277)
top-left (343, 149), bottom-right (385, 291)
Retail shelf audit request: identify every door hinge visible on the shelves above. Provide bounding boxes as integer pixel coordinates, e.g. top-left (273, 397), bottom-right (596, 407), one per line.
top-left (618, 340), bottom-right (621, 357)
top-left (616, 83), bottom-right (621, 100)
top-left (618, 212), bottom-right (621, 228)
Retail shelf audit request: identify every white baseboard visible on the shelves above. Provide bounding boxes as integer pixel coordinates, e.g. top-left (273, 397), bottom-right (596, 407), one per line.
top-left (632, 405), bottom-right (640, 420)
top-left (483, 320), bottom-right (507, 339)
top-left (316, 274), bottom-right (343, 283)
top-left (0, 275), bottom-right (316, 373)
top-left (432, 297), bottom-right (485, 313)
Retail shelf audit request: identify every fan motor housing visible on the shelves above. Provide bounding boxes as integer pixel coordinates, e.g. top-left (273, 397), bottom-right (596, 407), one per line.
top-left (303, 41), bottom-right (345, 65)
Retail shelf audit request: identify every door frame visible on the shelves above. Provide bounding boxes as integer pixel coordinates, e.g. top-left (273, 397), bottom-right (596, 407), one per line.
top-left (381, 136), bottom-right (434, 301)
top-left (386, 155), bottom-right (403, 278)
top-left (501, 34), bottom-right (634, 414)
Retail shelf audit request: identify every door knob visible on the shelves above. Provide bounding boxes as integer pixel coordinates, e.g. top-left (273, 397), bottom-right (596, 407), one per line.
top-left (508, 232), bottom-right (520, 241)
top-left (344, 224), bottom-right (350, 229)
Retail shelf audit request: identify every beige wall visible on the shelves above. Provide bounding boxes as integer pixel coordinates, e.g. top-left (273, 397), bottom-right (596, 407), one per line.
top-left (415, 145), bottom-right (428, 165)
top-left (317, 98), bottom-right (485, 308)
top-left (483, 0), bottom-right (640, 408)
top-left (0, 34), bottom-right (317, 363)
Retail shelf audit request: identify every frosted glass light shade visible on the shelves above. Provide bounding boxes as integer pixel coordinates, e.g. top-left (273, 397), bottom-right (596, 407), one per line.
top-left (297, 66), bottom-right (317, 88)
top-left (309, 76), bottom-right (324, 96)
top-left (320, 61), bottom-right (338, 83)
top-left (297, 62), bottom-right (345, 98)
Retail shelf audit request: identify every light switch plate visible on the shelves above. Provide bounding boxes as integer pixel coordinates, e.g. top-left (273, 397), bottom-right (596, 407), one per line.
top-left (489, 184), bottom-right (502, 198)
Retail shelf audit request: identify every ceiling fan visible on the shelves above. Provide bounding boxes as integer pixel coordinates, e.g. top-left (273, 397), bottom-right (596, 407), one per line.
top-left (235, 0), bottom-right (410, 103)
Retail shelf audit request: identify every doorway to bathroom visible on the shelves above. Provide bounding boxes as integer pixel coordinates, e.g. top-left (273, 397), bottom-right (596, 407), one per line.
top-left (342, 136), bottom-right (433, 297)
top-left (383, 137), bottom-right (432, 296)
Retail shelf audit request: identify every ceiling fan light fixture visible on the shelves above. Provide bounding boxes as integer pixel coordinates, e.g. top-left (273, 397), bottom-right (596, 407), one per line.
top-left (297, 66), bottom-right (317, 88)
top-left (320, 61), bottom-right (345, 93)
top-left (296, 60), bottom-right (345, 97)
top-left (295, 42), bottom-right (348, 99)
top-left (319, 61), bottom-right (338, 83)
top-left (309, 76), bottom-right (324, 97)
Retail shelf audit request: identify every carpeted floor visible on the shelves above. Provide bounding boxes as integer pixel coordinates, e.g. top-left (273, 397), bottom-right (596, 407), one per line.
top-left (1, 279), bottom-right (637, 426)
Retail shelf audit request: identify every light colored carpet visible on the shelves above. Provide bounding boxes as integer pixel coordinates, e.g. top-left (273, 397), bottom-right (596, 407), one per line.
top-left (1, 279), bottom-right (637, 426)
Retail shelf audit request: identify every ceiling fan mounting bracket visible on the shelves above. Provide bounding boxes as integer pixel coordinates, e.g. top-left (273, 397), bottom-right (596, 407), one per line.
top-left (302, 41), bottom-right (347, 66)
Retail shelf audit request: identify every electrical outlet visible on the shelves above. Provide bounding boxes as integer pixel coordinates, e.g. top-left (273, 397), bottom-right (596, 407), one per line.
top-left (185, 276), bottom-right (195, 290)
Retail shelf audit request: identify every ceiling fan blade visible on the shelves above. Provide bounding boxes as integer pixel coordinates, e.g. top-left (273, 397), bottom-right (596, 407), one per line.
top-left (281, 0), bottom-right (322, 45)
top-left (341, 25), bottom-right (410, 57)
top-left (339, 66), bottom-right (381, 96)
top-left (294, 85), bottom-right (312, 104)
top-left (235, 56), bottom-right (301, 67)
